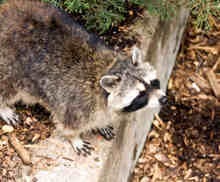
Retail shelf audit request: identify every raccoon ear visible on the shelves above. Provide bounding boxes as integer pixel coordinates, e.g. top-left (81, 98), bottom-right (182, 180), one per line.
top-left (131, 46), bottom-right (143, 65)
top-left (100, 75), bottom-right (120, 93)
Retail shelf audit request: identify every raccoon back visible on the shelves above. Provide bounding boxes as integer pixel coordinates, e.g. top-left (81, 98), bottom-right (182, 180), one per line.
top-left (0, 0), bottom-right (115, 127)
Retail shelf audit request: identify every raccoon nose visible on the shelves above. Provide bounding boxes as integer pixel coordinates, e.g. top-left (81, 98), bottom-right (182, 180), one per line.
top-left (150, 79), bottom-right (160, 89)
top-left (159, 96), bottom-right (167, 105)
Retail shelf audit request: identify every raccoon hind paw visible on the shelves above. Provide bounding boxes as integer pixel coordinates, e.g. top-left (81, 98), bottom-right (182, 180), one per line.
top-left (0, 107), bottom-right (20, 126)
top-left (68, 138), bottom-right (94, 157)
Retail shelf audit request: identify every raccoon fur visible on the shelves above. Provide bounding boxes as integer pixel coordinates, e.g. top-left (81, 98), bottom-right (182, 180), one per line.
top-left (0, 0), bottom-right (166, 155)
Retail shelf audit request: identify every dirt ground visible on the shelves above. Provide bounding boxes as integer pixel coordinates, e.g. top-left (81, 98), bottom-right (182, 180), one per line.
top-left (132, 16), bottom-right (220, 182)
top-left (0, 103), bottom-right (55, 181)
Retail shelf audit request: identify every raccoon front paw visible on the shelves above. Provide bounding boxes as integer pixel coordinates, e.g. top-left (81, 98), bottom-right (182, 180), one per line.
top-left (98, 125), bottom-right (115, 140)
top-left (69, 138), bottom-right (94, 156)
top-left (0, 107), bottom-right (19, 125)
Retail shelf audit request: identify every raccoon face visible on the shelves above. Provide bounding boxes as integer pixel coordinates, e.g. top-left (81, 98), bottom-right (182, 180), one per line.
top-left (100, 47), bottom-right (166, 112)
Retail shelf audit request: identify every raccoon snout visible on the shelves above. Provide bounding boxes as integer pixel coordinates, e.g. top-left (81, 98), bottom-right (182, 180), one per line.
top-left (159, 96), bottom-right (167, 105)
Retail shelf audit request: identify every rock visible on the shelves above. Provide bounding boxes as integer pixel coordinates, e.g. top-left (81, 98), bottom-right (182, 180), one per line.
top-left (2, 125), bottom-right (14, 133)
top-left (140, 176), bottom-right (150, 182)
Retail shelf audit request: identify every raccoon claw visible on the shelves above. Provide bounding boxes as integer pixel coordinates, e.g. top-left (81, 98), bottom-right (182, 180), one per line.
top-left (70, 138), bottom-right (94, 156)
top-left (0, 107), bottom-right (20, 126)
top-left (98, 125), bottom-right (115, 140)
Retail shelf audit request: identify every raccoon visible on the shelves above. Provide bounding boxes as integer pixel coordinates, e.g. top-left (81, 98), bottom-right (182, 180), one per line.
top-left (0, 0), bottom-right (166, 155)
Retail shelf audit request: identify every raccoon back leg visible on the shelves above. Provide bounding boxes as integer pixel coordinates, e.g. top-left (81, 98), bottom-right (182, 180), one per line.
top-left (68, 137), bottom-right (94, 156)
top-left (55, 122), bottom-right (94, 156)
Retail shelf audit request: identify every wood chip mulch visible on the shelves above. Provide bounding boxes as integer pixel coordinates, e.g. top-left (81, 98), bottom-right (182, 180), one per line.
top-left (0, 103), bottom-right (54, 181)
top-left (132, 15), bottom-right (220, 182)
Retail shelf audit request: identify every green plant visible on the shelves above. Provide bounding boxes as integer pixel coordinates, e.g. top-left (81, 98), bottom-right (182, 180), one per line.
top-left (129, 0), bottom-right (145, 6)
top-left (144, 0), bottom-right (220, 30)
top-left (46, 0), bottom-right (180, 34)
top-left (144, 0), bottom-right (180, 20)
top-left (63, 0), bottom-right (89, 13)
top-left (44, 0), bottom-right (130, 34)
top-left (189, 0), bottom-right (220, 30)
top-left (43, 0), bottom-right (61, 7)
top-left (81, 0), bottom-right (127, 34)
top-left (2, 0), bottom-right (219, 33)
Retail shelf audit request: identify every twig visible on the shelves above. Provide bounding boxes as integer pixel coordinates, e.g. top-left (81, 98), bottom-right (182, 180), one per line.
top-left (206, 70), bottom-right (220, 98)
top-left (8, 133), bottom-right (32, 165)
top-left (154, 114), bottom-right (166, 129)
top-left (212, 58), bottom-right (220, 72)
top-left (188, 45), bottom-right (219, 55)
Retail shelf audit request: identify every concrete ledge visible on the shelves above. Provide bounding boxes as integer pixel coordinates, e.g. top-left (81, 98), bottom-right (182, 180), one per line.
top-left (19, 7), bottom-right (189, 182)
top-left (100, 8), bottom-right (189, 182)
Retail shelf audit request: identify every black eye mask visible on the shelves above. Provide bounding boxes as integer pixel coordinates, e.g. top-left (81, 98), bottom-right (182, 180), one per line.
top-left (122, 91), bottom-right (149, 112)
top-left (122, 79), bottom-right (161, 112)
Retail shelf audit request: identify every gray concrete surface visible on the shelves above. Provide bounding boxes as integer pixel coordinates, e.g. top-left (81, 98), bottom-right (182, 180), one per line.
top-left (100, 8), bottom-right (189, 182)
